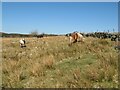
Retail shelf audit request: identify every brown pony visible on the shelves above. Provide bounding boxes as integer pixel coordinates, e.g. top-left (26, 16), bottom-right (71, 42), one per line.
top-left (69, 32), bottom-right (85, 45)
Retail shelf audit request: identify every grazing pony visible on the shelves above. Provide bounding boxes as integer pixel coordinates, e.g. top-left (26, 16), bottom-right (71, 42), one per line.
top-left (19, 38), bottom-right (26, 48)
top-left (68, 32), bottom-right (85, 45)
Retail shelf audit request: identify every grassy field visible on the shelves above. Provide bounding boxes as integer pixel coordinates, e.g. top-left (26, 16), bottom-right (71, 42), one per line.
top-left (2, 36), bottom-right (118, 88)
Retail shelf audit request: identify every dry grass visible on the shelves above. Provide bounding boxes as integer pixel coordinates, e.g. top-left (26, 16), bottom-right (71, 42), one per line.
top-left (2, 36), bottom-right (118, 88)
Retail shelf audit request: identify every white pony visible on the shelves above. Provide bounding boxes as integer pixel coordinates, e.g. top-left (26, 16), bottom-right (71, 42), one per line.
top-left (19, 38), bottom-right (26, 48)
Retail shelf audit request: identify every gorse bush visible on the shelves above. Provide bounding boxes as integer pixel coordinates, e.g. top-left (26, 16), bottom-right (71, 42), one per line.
top-left (2, 37), bottom-right (118, 88)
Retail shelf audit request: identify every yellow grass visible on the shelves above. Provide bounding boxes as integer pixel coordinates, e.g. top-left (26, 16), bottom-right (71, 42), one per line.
top-left (2, 36), bottom-right (118, 88)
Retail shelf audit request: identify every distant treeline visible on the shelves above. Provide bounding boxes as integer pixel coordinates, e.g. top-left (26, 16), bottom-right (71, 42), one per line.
top-left (0, 32), bottom-right (119, 38)
top-left (0, 32), bottom-right (59, 38)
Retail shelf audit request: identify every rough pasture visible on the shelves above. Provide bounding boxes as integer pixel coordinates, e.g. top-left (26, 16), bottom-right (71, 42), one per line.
top-left (2, 36), bottom-right (118, 88)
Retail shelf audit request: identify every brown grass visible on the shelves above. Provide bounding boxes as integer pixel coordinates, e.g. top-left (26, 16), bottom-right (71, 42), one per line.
top-left (2, 36), bottom-right (118, 88)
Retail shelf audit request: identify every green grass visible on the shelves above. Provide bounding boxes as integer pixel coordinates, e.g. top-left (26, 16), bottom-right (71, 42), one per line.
top-left (2, 37), bottom-right (118, 88)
